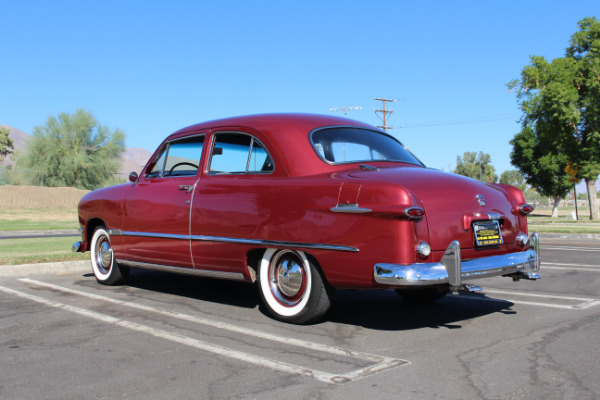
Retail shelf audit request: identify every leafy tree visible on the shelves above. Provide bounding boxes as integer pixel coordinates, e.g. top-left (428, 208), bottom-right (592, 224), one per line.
top-left (454, 151), bottom-right (498, 183)
top-left (499, 169), bottom-right (527, 193)
top-left (0, 126), bottom-right (14, 162)
top-left (23, 109), bottom-right (125, 190)
top-left (508, 17), bottom-right (600, 220)
top-left (510, 127), bottom-right (572, 217)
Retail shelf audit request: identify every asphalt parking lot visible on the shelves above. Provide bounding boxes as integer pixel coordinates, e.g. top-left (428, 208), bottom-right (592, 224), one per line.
top-left (1, 235), bottom-right (599, 399)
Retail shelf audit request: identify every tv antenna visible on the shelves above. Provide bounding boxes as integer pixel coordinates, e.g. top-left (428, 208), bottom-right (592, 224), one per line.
top-left (329, 106), bottom-right (363, 115)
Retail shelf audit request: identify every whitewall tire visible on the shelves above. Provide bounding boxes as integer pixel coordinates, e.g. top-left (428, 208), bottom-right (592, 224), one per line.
top-left (90, 226), bottom-right (128, 285)
top-left (257, 249), bottom-right (332, 324)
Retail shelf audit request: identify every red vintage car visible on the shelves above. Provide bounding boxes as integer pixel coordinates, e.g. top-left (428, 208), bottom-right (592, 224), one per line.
top-left (74, 113), bottom-right (540, 324)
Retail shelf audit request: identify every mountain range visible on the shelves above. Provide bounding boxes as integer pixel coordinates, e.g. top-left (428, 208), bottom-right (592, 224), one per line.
top-left (0, 124), bottom-right (152, 178)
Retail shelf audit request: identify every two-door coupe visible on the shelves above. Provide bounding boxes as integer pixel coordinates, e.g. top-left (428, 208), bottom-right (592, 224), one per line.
top-left (74, 113), bottom-right (540, 324)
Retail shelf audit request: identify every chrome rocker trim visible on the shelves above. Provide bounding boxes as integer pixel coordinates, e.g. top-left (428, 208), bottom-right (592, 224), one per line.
top-left (374, 233), bottom-right (540, 287)
top-left (116, 259), bottom-right (247, 281)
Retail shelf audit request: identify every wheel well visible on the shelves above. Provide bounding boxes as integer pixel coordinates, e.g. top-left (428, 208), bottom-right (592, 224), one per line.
top-left (246, 249), bottom-right (264, 282)
top-left (86, 218), bottom-right (105, 245)
top-left (245, 248), bottom-right (330, 288)
top-left (304, 252), bottom-right (332, 290)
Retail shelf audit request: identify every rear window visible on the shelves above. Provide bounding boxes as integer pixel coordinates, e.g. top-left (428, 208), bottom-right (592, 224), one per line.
top-left (311, 127), bottom-right (423, 166)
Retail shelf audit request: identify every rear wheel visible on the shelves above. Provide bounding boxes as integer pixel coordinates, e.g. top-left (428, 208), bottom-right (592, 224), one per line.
top-left (257, 249), bottom-right (332, 324)
top-left (90, 226), bottom-right (128, 285)
top-left (395, 286), bottom-right (449, 303)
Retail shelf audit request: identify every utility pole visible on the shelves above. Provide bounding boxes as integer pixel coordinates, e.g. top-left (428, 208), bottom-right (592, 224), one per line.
top-left (374, 98), bottom-right (396, 131)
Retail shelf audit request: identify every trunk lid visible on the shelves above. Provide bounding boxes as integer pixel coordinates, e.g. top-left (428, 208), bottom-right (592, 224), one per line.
top-left (348, 166), bottom-right (519, 251)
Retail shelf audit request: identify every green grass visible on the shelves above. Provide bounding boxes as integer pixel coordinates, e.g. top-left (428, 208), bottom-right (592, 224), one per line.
top-left (0, 219), bottom-right (79, 231)
top-left (0, 236), bottom-right (89, 265)
top-left (0, 208), bottom-right (78, 231)
top-left (528, 224), bottom-right (600, 234)
top-left (527, 213), bottom-right (600, 234)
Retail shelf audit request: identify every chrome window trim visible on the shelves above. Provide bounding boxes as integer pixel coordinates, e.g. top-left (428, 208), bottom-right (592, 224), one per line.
top-left (108, 230), bottom-right (358, 253)
top-left (207, 131), bottom-right (275, 175)
top-left (116, 259), bottom-right (246, 281)
top-left (309, 125), bottom-right (425, 167)
top-left (145, 134), bottom-right (206, 179)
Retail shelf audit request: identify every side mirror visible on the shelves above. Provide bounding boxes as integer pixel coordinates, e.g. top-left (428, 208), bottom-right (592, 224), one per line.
top-left (129, 171), bottom-right (139, 183)
top-left (213, 147), bottom-right (223, 155)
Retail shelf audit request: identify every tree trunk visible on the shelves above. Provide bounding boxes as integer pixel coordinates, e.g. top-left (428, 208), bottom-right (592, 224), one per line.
top-left (551, 196), bottom-right (561, 218)
top-left (586, 178), bottom-right (600, 220)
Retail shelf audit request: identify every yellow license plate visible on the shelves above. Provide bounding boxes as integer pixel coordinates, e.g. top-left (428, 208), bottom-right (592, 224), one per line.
top-left (473, 220), bottom-right (503, 246)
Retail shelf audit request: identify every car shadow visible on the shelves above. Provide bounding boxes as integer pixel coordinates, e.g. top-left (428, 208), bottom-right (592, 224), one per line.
top-left (329, 289), bottom-right (515, 331)
top-left (84, 268), bottom-right (260, 310)
top-left (81, 269), bottom-right (515, 331)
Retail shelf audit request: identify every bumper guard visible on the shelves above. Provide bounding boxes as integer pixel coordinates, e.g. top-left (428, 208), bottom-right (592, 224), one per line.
top-left (374, 233), bottom-right (540, 287)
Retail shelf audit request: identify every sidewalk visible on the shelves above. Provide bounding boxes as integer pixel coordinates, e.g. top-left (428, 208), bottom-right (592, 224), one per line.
top-left (0, 260), bottom-right (90, 277)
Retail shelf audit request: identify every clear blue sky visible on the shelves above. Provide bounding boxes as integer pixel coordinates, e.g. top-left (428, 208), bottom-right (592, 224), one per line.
top-left (1, 1), bottom-right (598, 175)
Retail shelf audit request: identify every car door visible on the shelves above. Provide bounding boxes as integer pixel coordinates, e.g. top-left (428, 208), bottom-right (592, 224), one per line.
top-left (121, 134), bottom-right (205, 268)
top-left (189, 131), bottom-right (276, 274)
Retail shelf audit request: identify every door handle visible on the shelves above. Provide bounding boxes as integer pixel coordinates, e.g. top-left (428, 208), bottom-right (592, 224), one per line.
top-left (178, 185), bottom-right (193, 193)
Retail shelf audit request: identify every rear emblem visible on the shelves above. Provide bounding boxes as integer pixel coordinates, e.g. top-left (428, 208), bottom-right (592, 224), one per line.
top-left (476, 194), bottom-right (486, 206)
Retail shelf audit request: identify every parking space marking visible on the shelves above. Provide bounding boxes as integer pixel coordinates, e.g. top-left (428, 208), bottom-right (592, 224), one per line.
top-left (7, 279), bottom-right (409, 383)
top-left (542, 262), bottom-right (600, 272)
top-left (0, 284), bottom-right (344, 383)
top-left (541, 245), bottom-right (600, 252)
top-left (461, 288), bottom-right (600, 310)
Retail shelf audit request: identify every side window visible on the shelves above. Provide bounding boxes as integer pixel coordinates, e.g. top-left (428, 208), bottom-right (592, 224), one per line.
top-left (146, 147), bottom-right (168, 178)
top-left (146, 136), bottom-right (204, 178)
top-left (209, 133), bottom-right (274, 174)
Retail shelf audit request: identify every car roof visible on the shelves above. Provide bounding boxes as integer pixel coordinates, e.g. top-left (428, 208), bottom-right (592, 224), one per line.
top-left (169, 113), bottom-right (384, 177)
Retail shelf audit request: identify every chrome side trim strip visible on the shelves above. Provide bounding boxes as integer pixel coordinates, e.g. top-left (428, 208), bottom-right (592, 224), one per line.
top-left (330, 204), bottom-right (372, 214)
top-left (116, 259), bottom-right (247, 281)
top-left (188, 235), bottom-right (358, 252)
top-left (108, 230), bottom-right (358, 253)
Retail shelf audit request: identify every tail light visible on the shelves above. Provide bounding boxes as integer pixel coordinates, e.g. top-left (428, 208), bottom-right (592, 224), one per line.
top-left (519, 204), bottom-right (534, 215)
top-left (404, 207), bottom-right (425, 219)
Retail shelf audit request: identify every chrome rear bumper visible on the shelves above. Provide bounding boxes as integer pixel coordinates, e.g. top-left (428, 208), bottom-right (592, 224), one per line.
top-left (374, 233), bottom-right (540, 287)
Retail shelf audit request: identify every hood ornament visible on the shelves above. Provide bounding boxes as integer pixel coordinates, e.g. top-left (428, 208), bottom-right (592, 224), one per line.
top-left (476, 194), bottom-right (486, 206)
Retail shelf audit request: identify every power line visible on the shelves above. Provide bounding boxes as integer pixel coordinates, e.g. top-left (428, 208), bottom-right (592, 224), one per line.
top-left (397, 115), bottom-right (518, 129)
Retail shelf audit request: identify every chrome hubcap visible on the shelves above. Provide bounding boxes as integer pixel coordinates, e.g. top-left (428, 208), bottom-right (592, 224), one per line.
top-left (95, 236), bottom-right (112, 275)
top-left (276, 257), bottom-right (304, 298)
top-left (269, 250), bottom-right (306, 306)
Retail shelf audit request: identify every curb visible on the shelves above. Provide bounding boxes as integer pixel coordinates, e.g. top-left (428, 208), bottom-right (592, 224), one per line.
top-left (0, 260), bottom-right (90, 277)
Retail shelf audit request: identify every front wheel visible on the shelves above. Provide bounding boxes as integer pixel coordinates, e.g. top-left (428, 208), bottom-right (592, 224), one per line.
top-left (90, 226), bottom-right (128, 285)
top-left (257, 249), bottom-right (332, 324)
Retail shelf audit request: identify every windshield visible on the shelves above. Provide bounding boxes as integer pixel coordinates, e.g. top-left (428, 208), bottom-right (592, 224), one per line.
top-left (311, 127), bottom-right (423, 166)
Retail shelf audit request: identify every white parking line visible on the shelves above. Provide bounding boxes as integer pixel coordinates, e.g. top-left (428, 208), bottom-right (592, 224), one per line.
top-left (542, 262), bottom-right (600, 272)
top-left (541, 245), bottom-right (600, 252)
top-left (5, 279), bottom-right (408, 383)
top-left (463, 288), bottom-right (600, 310)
